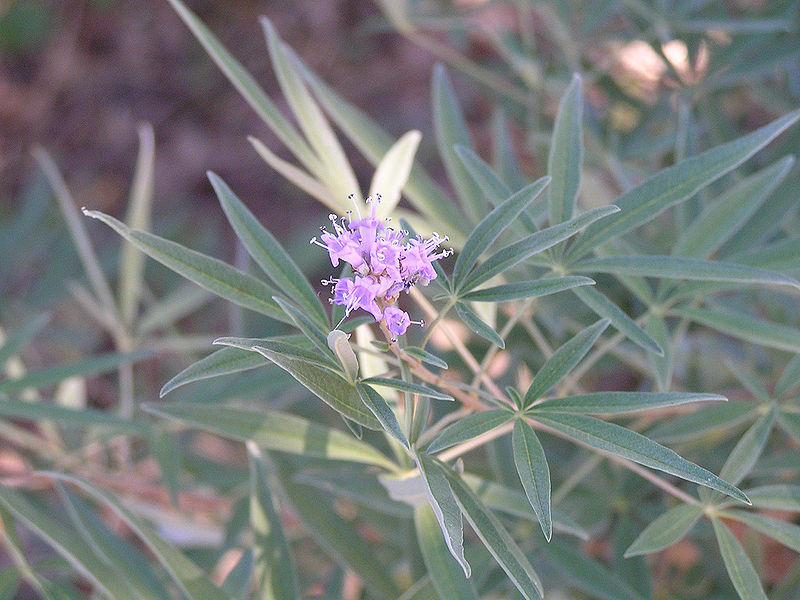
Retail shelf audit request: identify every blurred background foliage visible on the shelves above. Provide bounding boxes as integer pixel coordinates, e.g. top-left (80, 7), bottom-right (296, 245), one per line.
top-left (1, 0), bottom-right (800, 598)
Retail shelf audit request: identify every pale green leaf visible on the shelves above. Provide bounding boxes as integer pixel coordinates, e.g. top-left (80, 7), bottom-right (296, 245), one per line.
top-left (221, 550), bottom-right (255, 600)
top-left (548, 73), bottom-right (583, 226)
top-left (719, 405), bottom-right (777, 487)
top-left (454, 144), bottom-right (511, 205)
top-left (142, 403), bottom-right (395, 469)
top-left (624, 504), bottom-right (703, 557)
top-left (721, 509), bottom-right (800, 553)
top-left (357, 383), bottom-right (409, 449)
top-left (0, 400), bottom-right (150, 435)
top-left (676, 306), bottom-right (800, 352)
top-left (776, 354), bottom-right (800, 398)
top-left (512, 419), bottom-right (552, 540)
top-left (533, 392), bottom-right (725, 414)
top-left (361, 377), bottom-right (453, 401)
top-left (647, 402), bottom-right (758, 443)
top-left (159, 347), bottom-right (265, 397)
top-left (213, 337), bottom-right (340, 372)
top-left (427, 410), bottom-right (513, 453)
top-left (370, 130), bottom-right (422, 216)
top-left (460, 275), bottom-right (594, 303)
top-left (455, 301), bottom-right (505, 348)
top-left (272, 296), bottom-right (332, 357)
top-left (742, 485), bottom-right (800, 512)
top-left (712, 517), bottom-right (768, 600)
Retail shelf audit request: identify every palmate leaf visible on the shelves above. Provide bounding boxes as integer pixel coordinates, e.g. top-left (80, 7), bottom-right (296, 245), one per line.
top-left (624, 504), bottom-right (703, 557)
top-left (534, 392), bottom-right (725, 414)
top-left (675, 306), bottom-right (800, 352)
top-left (209, 173), bottom-right (328, 328)
top-left (159, 347), bottom-right (265, 397)
top-left (711, 517), bottom-right (768, 600)
top-left (548, 73), bottom-right (583, 227)
top-left (572, 255), bottom-right (800, 288)
top-left (414, 505), bottom-right (479, 600)
top-left (452, 177), bottom-right (550, 289)
top-left (532, 413), bottom-right (750, 504)
top-left (512, 419), bottom-right (552, 541)
top-left (523, 319), bottom-right (610, 406)
top-left (416, 452), bottom-right (470, 578)
top-left (143, 403), bottom-right (395, 469)
top-left (566, 109), bottom-right (800, 261)
top-left (251, 345), bottom-right (382, 429)
top-left (82, 210), bottom-right (290, 324)
top-left (427, 410), bottom-right (513, 453)
top-left (38, 473), bottom-right (235, 600)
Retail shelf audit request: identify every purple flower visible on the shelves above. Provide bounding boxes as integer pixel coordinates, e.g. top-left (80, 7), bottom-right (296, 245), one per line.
top-left (383, 306), bottom-right (411, 336)
top-left (340, 275), bottom-right (383, 321)
top-left (401, 235), bottom-right (449, 284)
top-left (320, 230), bottom-right (364, 270)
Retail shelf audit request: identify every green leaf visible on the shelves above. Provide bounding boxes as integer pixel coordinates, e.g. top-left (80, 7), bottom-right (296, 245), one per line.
top-left (56, 483), bottom-right (170, 600)
top-left (295, 468), bottom-right (411, 517)
top-left (433, 65), bottom-right (486, 224)
top-left (163, 0), bottom-right (320, 171)
top-left (38, 472), bottom-right (235, 600)
top-left (548, 73), bottom-right (583, 226)
top-left (453, 177), bottom-right (550, 289)
top-left (711, 517), bottom-right (768, 600)
top-left (143, 403), bottom-right (395, 469)
top-left (676, 306), bottom-right (800, 352)
top-left (0, 484), bottom-right (140, 600)
top-left (82, 210), bottom-right (289, 323)
top-left (261, 18), bottom-right (360, 205)
top-left (159, 347), bottom-right (265, 397)
top-left (647, 402), bottom-right (758, 443)
top-left (721, 509), bottom-right (800, 554)
top-left (251, 345), bottom-right (382, 429)
top-left (672, 157), bottom-right (794, 258)
top-left (777, 412), bottom-right (800, 446)
top-left (214, 337), bottom-right (340, 372)
top-left (415, 453), bottom-right (470, 578)
top-left (370, 130), bottom-right (422, 216)
top-left (742, 485), bottom-right (800, 512)
top-left (221, 550), bottom-right (255, 600)
top-left (209, 172), bottom-right (328, 328)
top-left (567, 109), bottom-right (800, 261)
top-left (247, 444), bottom-right (299, 600)
top-left (624, 504), bottom-right (703, 557)
top-left (776, 354), bottom-right (800, 398)
top-left (137, 283), bottom-right (212, 336)
top-left (719, 405), bottom-right (777, 487)
top-left (491, 109), bottom-right (526, 191)
top-left (0, 351), bottom-right (149, 395)
top-left (524, 319), bottom-right (610, 405)
top-left (454, 145), bottom-right (511, 204)
top-left (414, 505), bottom-right (479, 600)
top-left (572, 286), bottom-right (662, 355)
top-left (533, 392), bottom-right (725, 414)
top-left (573, 255), bottom-right (799, 287)
top-left (532, 412), bottom-right (750, 504)
top-left (404, 346), bottom-right (448, 369)
top-left (512, 419), bottom-right (552, 541)
top-left (458, 206), bottom-right (619, 292)
top-left (646, 314), bottom-right (672, 391)
top-left (357, 383), bottom-right (409, 449)
top-left (150, 429), bottom-right (181, 507)
top-left (272, 296), bottom-right (333, 358)
top-left (542, 540), bottom-right (646, 600)
top-left (361, 377), bottom-right (453, 401)
top-left (427, 410), bottom-right (513, 453)
top-left (0, 313), bottom-right (49, 372)
top-left (460, 275), bottom-right (594, 303)
top-left (445, 470), bottom-right (544, 600)
top-left (455, 301), bottom-right (504, 348)
top-left (0, 400), bottom-right (150, 435)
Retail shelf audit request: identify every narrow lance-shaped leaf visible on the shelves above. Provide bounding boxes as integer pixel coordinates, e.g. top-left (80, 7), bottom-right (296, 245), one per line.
top-left (533, 412), bottom-right (750, 504)
top-left (567, 109), bottom-right (800, 261)
top-left (38, 472), bottom-right (235, 600)
top-left (427, 410), bottom-right (514, 453)
top-left (572, 286), bottom-right (662, 355)
top-left (459, 205), bottom-right (619, 292)
top-left (453, 177), bottom-right (550, 289)
top-left (455, 301), bottom-right (505, 348)
top-left (370, 130), bottom-right (422, 217)
top-left (720, 509), bottom-right (800, 554)
top-left (548, 73), bottom-right (583, 226)
top-left (775, 354), bottom-right (800, 398)
top-left (711, 517), bottom-right (768, 600)
top-left (445, 469), bottom-right (545, 600)
top-left (742, 485), bottom-right (800, 512)
top-left (460, 276), bottom-right (594, 303)
top-left (720, 404), bottom-right (777, 487)
top-left (624, 504), bottom-right (703, 557)
top-left (0, 400), bottom-right (151, 435)
top-left (247, 444), bottom-right (300, 600)
top-left (647, 402), bottom-right (758, 443)
top-left (214, 337), bottom-right (340, 372)
top-left (524, 319), bottom-right (610, 406)
top-left (209, 172), bottom-right (328, 328)
top-left (83, 210), bottom-right (290, 323)
top-left (272, 296), bottom-right (333, 358)
top-left (533, 392), bottom-right (725, 414)
top-left (454, 145), bottom-right (511, 205)
top-left (357, 383), bottom-right (409, 449)
top-left (143, 403), bottom-right (395, 469)
top-left (361, 377), bottom-right (453, 401)
top-left (160, 347), bottom-right (265, 397)
top-left (414, 505), bottom-right (479, 600)
top-left (512, 419), bottom-right (552, 541)
top-left (675, 306), bottom-right (800, 353)
top-left (0, 313), bottom-right (50, 371)
top-left (415, 453), bottom-right (470, 577)
top-left (572, 255), bottom-right (799, 288)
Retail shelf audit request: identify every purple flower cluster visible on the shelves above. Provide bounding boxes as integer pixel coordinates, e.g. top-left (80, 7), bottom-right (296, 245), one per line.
top-left (312, 195), bottom-right (451, 337)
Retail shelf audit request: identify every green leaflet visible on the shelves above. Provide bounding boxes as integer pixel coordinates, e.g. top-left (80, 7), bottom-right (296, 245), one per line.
top-left (357, 383), bottom-right (409, 449)
top-left (523, 319), bottom-right (610, 406)
top-left (414, 505), bottom-right (479, 600)
top-left (0, 400), bottom-right (150, 435)
top-left (455, 301), bottom-right (505, 348)
top-left (209, 173), bottom-right (328, 328)
top-left (743, 485), bottom-right (800, 512)
top-left (251, 345), bottom-right (382, 429)
top-left (711, 517), bottom-right (768, 600)
top-left (460, 276), bottom-right (594, 303)
top-left (776, 354), bottom-right (800, 398)
top-left (548, 73), bottom-right (583, 226)
top-left (427, 410), bottom-right (513, 453)
top-left (82, 210), bottom-right (290, 323)
top-left (142, 403), bottom-right (395, 469)
top-left (647, 402), bottom-right (758, 443)
top-left (512, 419), bottom-right (552, 540)
top-left (214, 337), bottom-right (340, 372)
top-left (720, 509), bottom-right (800, 554)
top-left (624, 504), bottom-right (703, 557)
top-left (455, 145), bottom-right (511, 205)
top-left (159, 347), bottom-right (266, 397)
top-left (566, 109), bottom-right (800, 261)
top-left (533, 392), bottom-right (725, 414)
top-left (676, 306), bottom-right (800, 352)
top-left (532, 412), bottom-right (750, 504)
top-left (361, 377), bottom-right (453, 400)
top-left (719, 404), bottom-right (777, 487)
